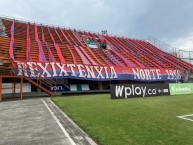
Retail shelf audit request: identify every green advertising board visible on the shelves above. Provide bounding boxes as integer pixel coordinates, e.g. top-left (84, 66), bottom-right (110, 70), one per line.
top-left (169, 83), bottom-right (193, 95)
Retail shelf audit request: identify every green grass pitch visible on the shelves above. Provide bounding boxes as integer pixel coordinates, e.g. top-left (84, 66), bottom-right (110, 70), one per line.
top-left (52, 94), bottom-right (193, 145)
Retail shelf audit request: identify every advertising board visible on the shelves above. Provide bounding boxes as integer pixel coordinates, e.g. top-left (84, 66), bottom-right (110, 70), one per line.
top-left (111, 84), bottom-right (170, 99)
top-left (169, 83), bottom-right (193, 95)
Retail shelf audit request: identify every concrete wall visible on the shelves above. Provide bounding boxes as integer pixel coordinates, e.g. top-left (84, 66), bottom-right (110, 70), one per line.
top-left (2, 83), bottom-right (31, 94)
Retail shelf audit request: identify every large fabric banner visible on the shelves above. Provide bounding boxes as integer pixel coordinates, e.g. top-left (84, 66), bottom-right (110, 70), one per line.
top-left (15, 61), bottom-right (182, 82)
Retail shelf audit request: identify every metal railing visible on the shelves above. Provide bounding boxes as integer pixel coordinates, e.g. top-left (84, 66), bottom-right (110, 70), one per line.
top-left (148, 35), bottom-right (193, 65)
top-left (0, 15), bottom-right (141, 39)
top-left (11, 60), bottom-right (56, 93)
top-left (147, 35), bottom-right (178, 54)
top-left (178, 50), bottom-right (193, 65)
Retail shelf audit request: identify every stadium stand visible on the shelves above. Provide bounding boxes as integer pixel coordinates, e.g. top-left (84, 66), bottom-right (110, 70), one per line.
top-left (0, 16), bottom-right (193, 99)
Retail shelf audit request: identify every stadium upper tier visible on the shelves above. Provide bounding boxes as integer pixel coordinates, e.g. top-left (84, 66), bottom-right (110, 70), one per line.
top-left (0, 17), bottom-right (193, 81)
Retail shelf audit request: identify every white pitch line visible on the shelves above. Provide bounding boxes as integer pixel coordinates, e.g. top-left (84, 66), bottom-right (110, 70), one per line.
top-left (177, 114), bottom-right (193, 118)
top-left (41, 98), bottom-right (76, 145)
top-left (177, 114), bottom-right (193, 122)
top-left (177, 116), bottom-right (193, 122)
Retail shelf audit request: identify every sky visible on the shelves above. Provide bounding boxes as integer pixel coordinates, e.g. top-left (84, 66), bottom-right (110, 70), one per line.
top-left (0, 0), bottom-right (193, 52)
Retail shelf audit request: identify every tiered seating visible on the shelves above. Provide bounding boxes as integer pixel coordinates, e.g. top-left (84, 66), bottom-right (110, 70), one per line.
top-left (68, 45), bottom-right (84, 64)
top-left (138, 40), bottom-right (193, 71)
top-left (91, 49), bottom-right (113, 66)
top-left (62, 29), bottom-right (76, 45)
top-left (78, 46), bottom-right (98, 65)
top-left (0, 17), bottom-right (193, 74)
top-left (119, 38), bottom-right (158, 68)
top-left (49, 27), bottom-right (62, 44)
top-left (0, 37), bottom-right (10, 63)
top-left (59, 45), bottom-right (74, 64)
top-left (14, 39), bottom-right (26, 60)
top-left (67, 30), bottom-right (83, 46)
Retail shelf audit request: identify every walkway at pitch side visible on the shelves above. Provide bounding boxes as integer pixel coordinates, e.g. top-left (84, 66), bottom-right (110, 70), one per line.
top-left (0, 98), bottom-right (96, 145)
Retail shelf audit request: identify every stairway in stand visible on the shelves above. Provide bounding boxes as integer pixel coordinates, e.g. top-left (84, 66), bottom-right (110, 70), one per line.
top-left (23, 76), bottom-right (54, 96)
top-left (12, 60), bottom-right (55, 97)
top-left (0, 59), bottom-right (55, 101)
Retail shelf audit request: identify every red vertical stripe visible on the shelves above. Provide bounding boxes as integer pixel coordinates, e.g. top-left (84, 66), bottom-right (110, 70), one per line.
top-left (47, 27), bottom-right (66, 63)
top-left (35, 23), bottom-right (46, 62)
top-left (26, 23), bottom-right (31, 61)
top-left (9, 20), bottom-right (15, 59)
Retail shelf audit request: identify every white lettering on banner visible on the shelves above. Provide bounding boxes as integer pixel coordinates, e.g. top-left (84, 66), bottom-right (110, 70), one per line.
top-left (150, 69), bottom-right (156, 80)
top-left (94, 66), bottom-right (104, 79)
top-left (166, 69), bottom-right (181, 80)
top-left (16, 62), bottom-right (118, 79)
top-left (77, 64), bottom-right (86, 78)
top-left (50, 62), bottom-right (57, 77)
top-left (132, 68), bottom-right (180, 80)
top-left (132, 68), bottom-right (161, 80)
top-left (85, 66), bottom-right (96, 78)
top-left (144, 69), bottom-right (151, 80)
top-left (17, 62), bottom-right (28, 76)
top-left (56, 63), bottom-right (68, 77)
top-left (67, 64), bottom-right (77, 77)
top-left (104, 67), bottom-right (109, 79)
top-left (37, 63), bottom-right (51, 77)
top-left (27, 62), bottom-right (38, 77)
top-left (140, 69), bottom-right (146, 80)
top-left (110, 67), bottom-right (118, 79)
top-left (156, 69), bottom-right (161, 79)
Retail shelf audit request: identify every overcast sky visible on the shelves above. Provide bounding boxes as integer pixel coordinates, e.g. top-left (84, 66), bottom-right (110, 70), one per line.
top-left (1, 0), bottom-right (193, 52)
